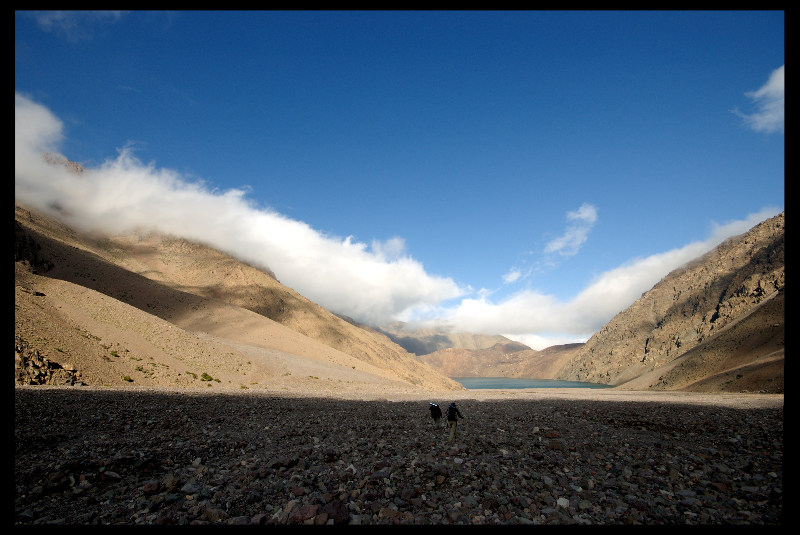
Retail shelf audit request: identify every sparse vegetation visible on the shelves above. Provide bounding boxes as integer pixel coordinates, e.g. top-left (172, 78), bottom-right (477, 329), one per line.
top-left (122, 375), bottom-right (133, 382)
top-left (200, 372), bottom-right (220, 382)
top-left (110, 350), bottom-right (118, 357)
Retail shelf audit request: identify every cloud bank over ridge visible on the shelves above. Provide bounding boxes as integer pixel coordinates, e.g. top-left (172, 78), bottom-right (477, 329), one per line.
top-left (15, 93), bottom-right (780, 349)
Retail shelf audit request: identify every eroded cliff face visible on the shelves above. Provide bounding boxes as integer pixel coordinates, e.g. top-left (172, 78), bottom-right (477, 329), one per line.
top-left (556, 212), bottom-right (784, 390)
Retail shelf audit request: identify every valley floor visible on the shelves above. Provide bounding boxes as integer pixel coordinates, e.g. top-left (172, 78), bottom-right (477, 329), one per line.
top-left (15, 385), bottom-right (782, 525)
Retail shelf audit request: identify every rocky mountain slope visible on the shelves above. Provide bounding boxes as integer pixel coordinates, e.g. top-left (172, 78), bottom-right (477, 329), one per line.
top-left (414, 343), bottom-right (583, 380)
top-left (409, 212), bottom-right (783, 395)
top-left (556, 212), bottom-right (784, 393)
top-left (15, 199), bottom-right (463, 396)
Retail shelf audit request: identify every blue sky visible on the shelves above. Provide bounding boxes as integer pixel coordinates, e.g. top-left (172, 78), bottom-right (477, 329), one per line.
top-left (15, 11), bottom-right (784, 349)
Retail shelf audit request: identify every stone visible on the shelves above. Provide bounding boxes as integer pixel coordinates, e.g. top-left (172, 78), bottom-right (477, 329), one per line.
top-left (288, 504), bottom-right (319, 523)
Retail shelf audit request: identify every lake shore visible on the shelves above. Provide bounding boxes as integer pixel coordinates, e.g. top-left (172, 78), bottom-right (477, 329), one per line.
top-left (454, 377), bottom-right (616, 390)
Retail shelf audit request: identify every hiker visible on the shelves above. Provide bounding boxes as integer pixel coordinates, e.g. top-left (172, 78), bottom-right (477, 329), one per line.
top-left (429, 402), bottom-right (442, 427)
top-left (446, 402), bottom-right (464, 442)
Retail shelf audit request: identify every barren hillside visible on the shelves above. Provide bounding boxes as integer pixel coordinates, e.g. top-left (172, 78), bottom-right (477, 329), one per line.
top-left (15, 201), bottom-right (463, 396)
top-left (555, 212), bottom-right (784, 393)
top-left (415, 343), bottom-right (583, 380)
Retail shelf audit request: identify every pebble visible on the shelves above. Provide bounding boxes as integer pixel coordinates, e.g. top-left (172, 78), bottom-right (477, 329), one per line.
top-left (14, 388), bottom-right (782, 525)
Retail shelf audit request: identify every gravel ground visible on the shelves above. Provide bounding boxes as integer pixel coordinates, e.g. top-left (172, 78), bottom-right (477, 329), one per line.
top-left (14, 386), bottom-right (783, 525)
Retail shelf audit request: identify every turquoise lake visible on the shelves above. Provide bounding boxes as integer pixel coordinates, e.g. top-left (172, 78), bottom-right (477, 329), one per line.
top-left (453, 377), bottom-right (613, 389)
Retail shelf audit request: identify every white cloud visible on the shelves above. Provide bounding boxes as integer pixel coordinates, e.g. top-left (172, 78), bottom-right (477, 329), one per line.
top-left (30, 10), bottom-right (126, 42)
top-left (733, 65), bottom-right (784, 134)
top-left (14, 92), bottom-right (63, 155)
top-left (15, 94), bottom-right (780, 351)
top-left (371, 236), bottom-right (407, 261)
top-left (502, 269), bottom-right (522, 284)
top-left (14, 93), bottom-right (465, 325)
top-left (423, 206), bottom-right (780, 350)
top-left (544, 202), bottom-right (598, 256)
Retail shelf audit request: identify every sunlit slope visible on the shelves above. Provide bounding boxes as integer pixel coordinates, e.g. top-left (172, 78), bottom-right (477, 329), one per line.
top-left (15, 201), bottom-right (463, 392)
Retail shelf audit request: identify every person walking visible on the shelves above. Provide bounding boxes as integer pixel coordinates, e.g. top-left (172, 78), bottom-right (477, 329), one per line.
top-left (429, 402), bottom-right (442, 428)
top-left (446, 402), bottom-right (464, 442)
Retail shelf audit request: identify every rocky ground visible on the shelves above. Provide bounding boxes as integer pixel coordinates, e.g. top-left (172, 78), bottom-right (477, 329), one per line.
top-left (14, 385), bottom-right (782, 525)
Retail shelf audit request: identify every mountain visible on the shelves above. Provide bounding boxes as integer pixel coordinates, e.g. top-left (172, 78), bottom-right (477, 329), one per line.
top-left (15, 157), bottom-right (783, 395)
top-left (407, 213), bottom-right (783, 395)
top-left (15, 196), bottom-right (463, 395)
top-left (414, 342), bottom-right (583, 379)
top-left (377, 321), bottom-right (520, 355)
top-left (556, 212), bottom-right (784, 393)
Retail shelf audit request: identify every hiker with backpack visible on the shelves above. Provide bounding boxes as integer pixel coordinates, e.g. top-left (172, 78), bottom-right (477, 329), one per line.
top-left (446, 402), bottom-right (464, 442)
top-left (429, 402), bottom-right (442, 428)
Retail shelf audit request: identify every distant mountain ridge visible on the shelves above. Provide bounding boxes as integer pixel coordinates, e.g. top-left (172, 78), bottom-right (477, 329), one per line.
top-left (376, 321), bottom-right (522, 355)
top-left (414, 343), bottom-right (584, 380)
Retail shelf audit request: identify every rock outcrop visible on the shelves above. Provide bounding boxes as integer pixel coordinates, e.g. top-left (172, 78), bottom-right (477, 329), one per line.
top-left (15, 336), bottom-right (83, 386)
